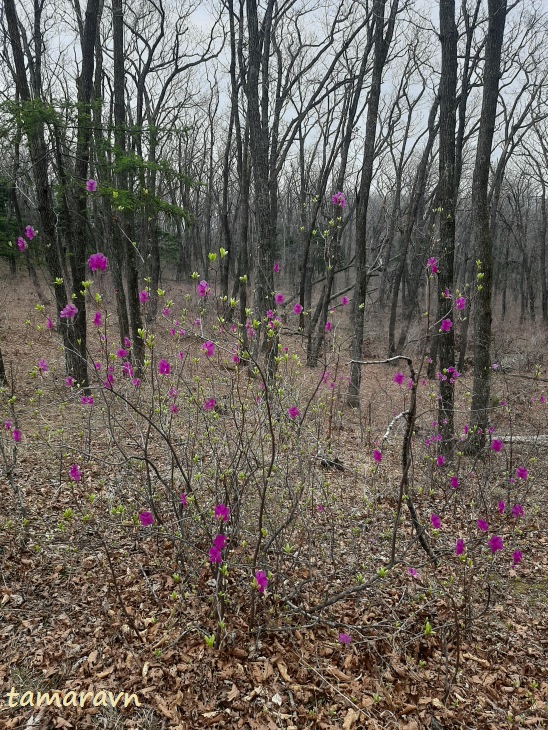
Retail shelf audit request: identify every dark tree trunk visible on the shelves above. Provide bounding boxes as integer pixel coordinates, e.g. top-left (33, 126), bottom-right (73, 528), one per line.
top-left (469, 0), bottom-right (507, 449)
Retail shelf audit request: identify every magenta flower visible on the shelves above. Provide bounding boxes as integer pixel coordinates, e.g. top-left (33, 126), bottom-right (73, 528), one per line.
top-left (203, 398), bottom-right (216, 411)
top-left (214, 504), bottom-right (230, 522)
top-left (60, 303), bottom-right (78, 319)
top-left (288, 406), bottom-right (300, 419)
top-left (69, 464), bottom-right (82, 482)
top-left (254, 570), bottom-right (269, 593)
top-left (455, 297), bottom-right (466, 310)
top-left (491, 439), bottom-right (503, 452)
top-left (139, 290), bottom-right (150, 304)
top-left (273, 262), bottom-right (280, 273)
top-left (275, 293), bottom-right (284, 305)
top-left (116, 349), bottom-right (128, 359)
top-left (440, 319), bottom-right (452, 332)
top-left (393, 372), bottom-right (404, 385)
top-left (4, 420), bottom-right (11, 430)
top-left (122, 362), bottom-right (134, 378)
top-left (131, 378), bottom-right (141, 388)
top-left (202, 341), bottom-right (215, 357)
top-left (455, 539), bottom-right (465, 556)
top-left (340, 296), bottom-right (349, 306)
top-left (477, 519), bottom-right (488, 532)
top-left (88, 252), bottom-right (108, 271)
top-left (498, 501), bottom-right (505, 514)
top-left (162, 307), bottom-right (171, 317)
top-left (512, 504), bottom-right (524, 519)
top-left (171, 404), bottom-right (178, 414)
top-left (331, 191), bottom-right (346, 208)
top-left (46, 317), bottom-right (53, 330)
top-left (180, 493), bottom-right (187, 508)
top-left (93, 311), bottom-right (102, 327)
top-left (338, 633), bottom-right (351, 644)
top-left (86, 179), bottom-right (97, 192)
top-left (209, 545), bottom-right (222, 564)
top-left (17, 237), bottom-right (27, 251)
top-left (158, 359), bottom-right (171, 375)
top-left (430, 514), bottom-right (441, 529)
top-left (436, 455), bottom-right (446, 467)
top-left (512, 550), bottom-right (522, 565)
top-left (196, 280), bottom-right (210, 297)
top-left (373, 449), bottom-right (382, 463)
top-left (65, 376), bottom-right (74, 387)
top-left (488, 535), bottom-right (503, 553)
top-left (515, 467), bottom-right (528, 480)
top-left (80, 396), bottom-right (94, 405)
top-left (12, 429), bottom-right (21, 443)
top-left (325, 321), bottom-right (332, 332)
top-left (213, 533), bottom-right (227, 550)
top-left (37, 358), bottom-right (48, 372)
top-left (426, 257), bottom-right (438, 274)
top-left (450, 476), bottom-right (459, 489)
top-left (25, 225), bottom-right (36, 240)
top-left (407, 567), bottom-right (420, 579)
top-left (293, 303), bottom-right (303, 315)
top-left (139, 511), bottom-right (154, 526)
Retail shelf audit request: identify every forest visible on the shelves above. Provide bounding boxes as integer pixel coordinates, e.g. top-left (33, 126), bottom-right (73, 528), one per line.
top-left (0, 0), bottom-right (547, 728)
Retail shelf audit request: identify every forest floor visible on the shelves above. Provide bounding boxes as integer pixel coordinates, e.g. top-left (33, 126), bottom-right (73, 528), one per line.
top-left (0, 272), bottom-right (547, 730)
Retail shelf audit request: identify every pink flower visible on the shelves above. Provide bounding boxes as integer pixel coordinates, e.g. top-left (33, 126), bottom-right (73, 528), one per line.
top-left (491, 439), bottom-right (503, 452)
top-left (477, 519), bottom-right (488, 532)
top-left (512, 504), bottom-right (524, 519)
top-left (498, 501), bottom-right (505, 514)
top-left (180, 493), bottom-right (187, 508)
top-left (46, 317), bottom-right (53, 330)
top-left (202, 341), bottom-right (215, 357)
top-left (288, 406), bottom-right (300, 419)
top-left (331, 191), bottom-right (346, 208)
top-left (340, 296), bottom-right (349, 306)
top-left (515, 467), bottom-right (528, 480)
top-left (393, 372), bottom-right (404, 385)
top-left (203, 398), bottom-right (216, 411)
top-left (139, 290), bottom-right (150, 304)
top-left (139, 511), bottom-right (154, 526)
top-left (88, 252), bottom-right (108, 271)
top-left (86, 179), bottom-right (97, 192)
top-left (455, 297), bottom-right (466, 310)
top-left (25, 225), bottom-right (36, 240)
top-left (17, 237), bottom-right (27, 251)
top-left (209, 546), bottom-right (222, 564)
top-left (196, 280), bottom-right (210, 297)
top-left (512, 550), bottom-right (522, 565)
top-left (373, 449), bottom-right (382, 463)
top-left (116, 349), bottom-right (128, 359)
top-left (131, 378), bottom-right (141, 388)
top-left (440, 319), bottom-right (452, 332)
top-left (338, 633), bottom-right (351, 644)
top-left (162, 307), bottom-right (171, 317)
top-left (12, 429), bottom-right (22, 443)
top-left (325, 321), bottom-right (332, 331)
top-left (317, 505), bottom-right (325, 512)
top-left (273, 262), bottom-right (280, 273)
top-left (408, 567), bottom-right (420, 579)
top-left (436, 455), bottom-right (446, 467)
top-left (214, 504), bottom-right (230, 522)
top-left (65, 376), bottom-right (74, 387)
top-left (60, 303), bottom-right (78, 319)
top-left (450, 476), bottom-right (459, 489)
top-left (37, 358), bottom-right (48, 372)
top-left (426, 257), bottom-right (438, 274)
top-left (93, 311), bottom-right (102, 327)
top-left (488, 535), bottom-right (503, 553)
top-left (430, 514), bottom-right (441, 529)
top-left (213, 534), bottom-right (227, 550)
top-left (293, 303), bottom-right (303, 314)
top-left (275, 293), bottom-right (284, 305)
top-left (69, 464), bottom-right (82, 481)
top-left (4, 420), bottom-right (11, 430)
top-left (122, 362), bottom-right (133, 378)
top-left (158, 359), bottom-right (170, 375)
top-left (80, 396), bottom-right (94, 405)
top-left (455, 539), bottom-right (465, 556)
top-left (255, 570), bottom-right (268, 593)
